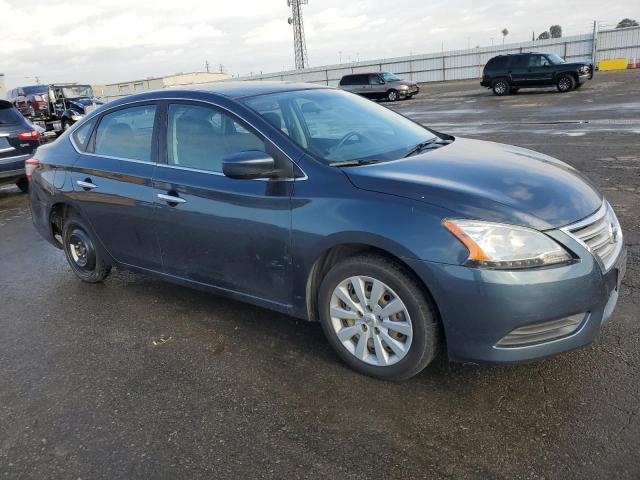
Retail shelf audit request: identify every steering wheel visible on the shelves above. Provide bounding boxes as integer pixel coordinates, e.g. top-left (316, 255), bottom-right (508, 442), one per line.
top-left (331, 131), bottom-right (365, 153)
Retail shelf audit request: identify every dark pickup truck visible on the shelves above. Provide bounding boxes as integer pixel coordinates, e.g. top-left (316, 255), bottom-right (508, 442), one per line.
top-left (481, 52), bottom-right (593, 95)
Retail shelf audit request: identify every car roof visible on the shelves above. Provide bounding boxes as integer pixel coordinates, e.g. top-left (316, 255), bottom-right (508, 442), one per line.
top-left (172, 81), bottom-right (329, 98)
top-left (104, 81), bottom-right (332, 108)
top-left (492, 52), bottom-right (545, 57)
top-left (342, 72), bottom-right (385, 76)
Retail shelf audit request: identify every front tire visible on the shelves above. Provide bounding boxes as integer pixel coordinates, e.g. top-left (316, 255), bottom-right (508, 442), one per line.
top-left (62, 215), bottom-right (111, 283)
top-left (492, 79), bottom-right (510, 96)
top-left (318, 254), bottom-right (440, 381)
top-left (556, 74), bottom-right (576, 93)
top-left (386, 89), bottom-right (399, 102)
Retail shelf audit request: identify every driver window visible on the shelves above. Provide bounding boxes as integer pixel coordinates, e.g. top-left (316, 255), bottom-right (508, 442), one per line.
top-left (368, 74), bottom-right (384, 85)
top-left (529, 55), bottom-right (549, 67)
top-left (167, 103), bottom-right (267, 173)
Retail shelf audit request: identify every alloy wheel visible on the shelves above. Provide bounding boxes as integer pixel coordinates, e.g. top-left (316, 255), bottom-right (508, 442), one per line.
top-left (558, 78), bottom-right (571, 91)
top-left (329, 276), bottom-right (413, 366)
top-left (494, 82), bottom-right (507, 94)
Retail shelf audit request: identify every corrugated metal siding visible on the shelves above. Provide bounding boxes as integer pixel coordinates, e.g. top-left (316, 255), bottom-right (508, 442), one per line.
top-left (238, 26), bottom-right (640, 86)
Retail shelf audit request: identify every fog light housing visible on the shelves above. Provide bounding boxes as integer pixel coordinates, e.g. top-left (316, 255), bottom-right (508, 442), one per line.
top-left (496, 313), bottom-right (586, 347)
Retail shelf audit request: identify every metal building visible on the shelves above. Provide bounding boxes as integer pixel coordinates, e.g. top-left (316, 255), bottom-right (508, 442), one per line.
top-left (93, 71), bottom-right (230, 102)
top-left (0, 74), bottom-right (6, 100)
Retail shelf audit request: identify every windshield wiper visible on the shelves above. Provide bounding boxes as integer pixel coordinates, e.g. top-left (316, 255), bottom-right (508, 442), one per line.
top-left (403, 138), bottom-right (440, 158)
top-left (329, 159), bottom-right (383, 167)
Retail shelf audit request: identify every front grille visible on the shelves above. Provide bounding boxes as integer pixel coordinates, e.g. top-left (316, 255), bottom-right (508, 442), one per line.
top-left (563, 202), bottom-right (622, 271)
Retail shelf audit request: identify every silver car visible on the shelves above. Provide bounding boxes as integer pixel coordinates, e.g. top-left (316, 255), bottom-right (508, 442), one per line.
top-left (338, 72), bottom-right (419, 101)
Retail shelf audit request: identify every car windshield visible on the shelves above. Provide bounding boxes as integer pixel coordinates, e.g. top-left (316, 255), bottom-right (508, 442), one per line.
top-left (23, 86), bottom-right (47, 95)
top-left (382, 72), bottom-right (401, 82)
top-left (62, 86), bottom-right (94, 98)
top-left (547, 53), bottom-right (565, 65)
top-left (243, 89), bottom-right (437, 164)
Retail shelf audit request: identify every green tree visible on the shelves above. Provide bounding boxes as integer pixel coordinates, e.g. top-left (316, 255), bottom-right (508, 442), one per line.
top-left (538, 31), bottom-right (550, 40)
top-left (549, 25), bottom-right (562, 38)
top-left (616, 18), bottom-right (639, 28)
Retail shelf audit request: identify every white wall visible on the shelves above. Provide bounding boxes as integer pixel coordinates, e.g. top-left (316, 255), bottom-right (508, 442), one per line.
top-left (237, 26), bottom-right (640, 86)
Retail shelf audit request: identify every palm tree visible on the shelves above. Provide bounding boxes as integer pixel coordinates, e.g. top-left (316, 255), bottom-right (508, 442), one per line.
top-left (501, 28), bottom-right (509, 44)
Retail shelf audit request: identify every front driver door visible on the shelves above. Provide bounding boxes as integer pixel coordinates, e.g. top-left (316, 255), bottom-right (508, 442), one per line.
top-left (152, 101), bottom-right (293, 306)
top-left (527, 54), bottom-right (555, 85)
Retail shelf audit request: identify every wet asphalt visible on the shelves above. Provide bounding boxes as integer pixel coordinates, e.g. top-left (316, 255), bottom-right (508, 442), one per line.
top-left (0, 70), bottom-right (639, 479)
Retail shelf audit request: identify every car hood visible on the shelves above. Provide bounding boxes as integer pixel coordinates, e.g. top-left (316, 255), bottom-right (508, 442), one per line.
top-left (561, 61), bottom-right (592, 68)
top-left (342, 137), bottom-right (603, 230)
top-left (395, 80), bottom-right (417, 87)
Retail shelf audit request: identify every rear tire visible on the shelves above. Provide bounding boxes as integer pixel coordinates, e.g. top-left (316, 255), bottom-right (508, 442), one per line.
top-left (492, 79), bottom-right (510, 96)
top-left (15, 177), bottom-right (29, 193)
top-left (556, 74), bottom-right (576, 93)
top-left (62, 214), bottom-right (111, 283)
top-left (318, 254), bottom-right (440, 381)
top-left (387, 89), bottom-right (399, 102)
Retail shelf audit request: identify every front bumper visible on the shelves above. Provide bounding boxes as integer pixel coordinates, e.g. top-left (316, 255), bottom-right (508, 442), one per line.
top-left (406, 232), bottom-right (626, 364)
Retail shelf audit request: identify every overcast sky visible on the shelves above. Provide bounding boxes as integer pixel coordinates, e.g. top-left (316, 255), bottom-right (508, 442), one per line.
top-left (1, 0), bottom-right (637, 89)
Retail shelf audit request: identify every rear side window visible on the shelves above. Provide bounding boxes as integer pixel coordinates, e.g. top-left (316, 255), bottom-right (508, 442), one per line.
top-left (340, 75), bottom-right (368, 86)
top-left (339, 75), bottom-right (354, 86)
top-left (72, 117), bottom-right (97, 151)
top-left (0, 106), bottom-right (22, 125)
top-left (486, 56), bottom-right (509, 70)
top-left (94, 105), bottom-right (157, 161)
top-left (510, 55), bottom-right (528, 69)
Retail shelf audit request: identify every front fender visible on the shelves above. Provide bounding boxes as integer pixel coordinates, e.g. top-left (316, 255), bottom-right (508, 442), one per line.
top-left (289, 175), bottom-right (470, 318)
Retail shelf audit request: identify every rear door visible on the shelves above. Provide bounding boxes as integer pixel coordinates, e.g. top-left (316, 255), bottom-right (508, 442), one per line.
top-left (508, 55), bottom-right (529, 85)
top-left (69, 103), bottom-right (163, 271)
top-left (152, 101), bottom-right (293, 304)
top-left (347, 75), bottom-right (370, 97)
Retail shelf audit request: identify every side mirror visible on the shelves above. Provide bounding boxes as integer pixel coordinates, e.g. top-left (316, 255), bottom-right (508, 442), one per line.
top-left (222, 150), bottom-right (275, 179)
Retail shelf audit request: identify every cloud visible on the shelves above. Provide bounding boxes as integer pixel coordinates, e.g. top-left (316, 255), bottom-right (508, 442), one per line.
top-left (1, 0), bottom-right (637, 89)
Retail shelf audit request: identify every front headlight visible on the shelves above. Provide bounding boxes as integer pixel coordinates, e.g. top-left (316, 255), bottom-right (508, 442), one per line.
top-left (71, 114), bottom-right (84, 121)
top-left (443, 219), bottom-right (572, 269)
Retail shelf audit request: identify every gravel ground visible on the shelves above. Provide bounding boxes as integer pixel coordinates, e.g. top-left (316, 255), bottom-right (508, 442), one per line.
top-left (0, 70), bottom-right (638, 479)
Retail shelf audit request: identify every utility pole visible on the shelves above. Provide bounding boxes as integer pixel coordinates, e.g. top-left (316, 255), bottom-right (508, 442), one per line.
top-left (591, 20), bottom-right (598, 67)
top-left (205, 60), bottom-right (210, 73)
top-left (287, 0), bottom-right (309, 70)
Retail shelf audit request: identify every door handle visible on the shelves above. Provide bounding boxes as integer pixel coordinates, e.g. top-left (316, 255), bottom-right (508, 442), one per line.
top-left (157, 193), bottom-right (187, 205)
top-left (76, 180), bottom-right (97, 190)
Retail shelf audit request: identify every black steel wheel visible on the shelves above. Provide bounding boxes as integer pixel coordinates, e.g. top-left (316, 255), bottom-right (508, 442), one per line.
top-left (62, 215), bottom-right (111, 283)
